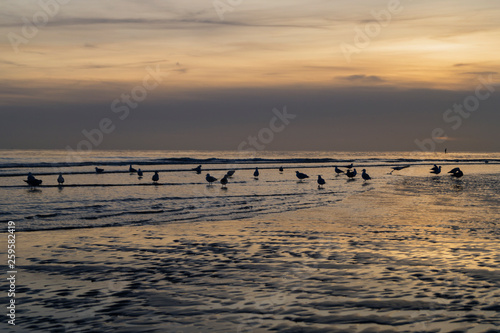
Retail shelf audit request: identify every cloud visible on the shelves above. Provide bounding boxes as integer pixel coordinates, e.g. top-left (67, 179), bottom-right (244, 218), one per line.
top-left (338, 75), bottom-right (385, 83)
top-left (462, 71), bottom-right (498, 76)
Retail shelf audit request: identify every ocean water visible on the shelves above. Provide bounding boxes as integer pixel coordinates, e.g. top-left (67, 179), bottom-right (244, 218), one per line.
top-left (1, 150), bottom-right (500, 332)
top-left (0, 150), bottom-right (499, 232)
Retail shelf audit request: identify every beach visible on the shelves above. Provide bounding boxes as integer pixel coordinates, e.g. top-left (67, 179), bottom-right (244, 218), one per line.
top-left (2, 164), bottom-right (500, 332)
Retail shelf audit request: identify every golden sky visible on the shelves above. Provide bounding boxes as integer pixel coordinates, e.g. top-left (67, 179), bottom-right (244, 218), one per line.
top-left (0, 0), bottom-right (499, 150)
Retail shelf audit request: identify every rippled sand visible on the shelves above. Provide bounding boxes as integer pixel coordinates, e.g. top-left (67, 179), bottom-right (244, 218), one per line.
top-left (4, 177), bottom-right (500, 333)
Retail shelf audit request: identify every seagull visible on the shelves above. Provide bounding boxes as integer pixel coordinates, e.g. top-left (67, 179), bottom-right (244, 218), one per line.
top-left (430, 165), bottom-right (441, 175)
top-left (152, 171), bottom-right (159, 183)
top-left (361, 169), bottom-right (371, 182)
top-left (24, 173), bottom-right (42, 187)
top-left (279, 166), bottom-right (284, 172)
top-left (220, 175), bottom-right (228, 189)
top-left (137, 169), bottom-right (143, 178)
top-left (430, 164), bottom-right (440, 172)
top-left (95, 167), bottom-right (104, 173)
top-left (193, 165), bottom-right (202, 174)
top-left (344, 163), bottom-right (354, 169)
top-left (226, 170), bottom-right (235, 178)
top-left (206, 173), bottom-right (217, 185)
top-left (334, 166), bottom-right (344, 175)
top-left (346, 168), bottom-right (357, 179)
top-left (449, 167), bottom-right (463, 178)
top-left (296, 171), bottom-right (309, 181)
top-left (390, 165), bottom-right (410, 174)
top-left (57, 173), bottom-right (65, 185)
top-left (253, 167), bottom-right (259, 179)
top-left (317, 175), bottom-right (325, 188)
top-left (129, 165), bottom-right (137, 173)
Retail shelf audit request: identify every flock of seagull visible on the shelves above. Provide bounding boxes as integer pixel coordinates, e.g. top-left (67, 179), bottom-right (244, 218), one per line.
top-left (23, 163), bottom-right (464, 189)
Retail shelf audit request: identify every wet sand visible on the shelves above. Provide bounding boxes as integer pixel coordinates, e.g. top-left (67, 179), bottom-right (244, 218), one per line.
top-left (3, 181), bottom-right (500, 333)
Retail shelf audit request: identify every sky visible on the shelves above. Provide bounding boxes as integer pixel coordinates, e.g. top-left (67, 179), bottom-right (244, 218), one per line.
top-left (1, 0), bottom-right (499, 152)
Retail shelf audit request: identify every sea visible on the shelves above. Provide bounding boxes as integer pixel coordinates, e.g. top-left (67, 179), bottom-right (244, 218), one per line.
top-left (0, 150), bottom-right (499, 232)
top-left (1, 150), bottom-right (500, 332)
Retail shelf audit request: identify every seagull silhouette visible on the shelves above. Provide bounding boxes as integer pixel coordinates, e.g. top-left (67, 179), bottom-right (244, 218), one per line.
top-left (344, 163), bottom-right (354, 169)
top-left (296, 171), bottom-right (309, 181)
top-left (57, 173), bottom-right (65, 185)
top-left (334, 166), bottom-right (344, 175)
top-left (226, 170), bottom-right (235, 178)
top-left (430, 166), bottom-right (441, 175)
top-left (449, 167), bottom-right (463, 178)
top-left (152, 171), bottom-right (159, 183)
top-left (279, 166), bottom-right (284, 172)
top-left (253, 167), bottom-right (259, 179)
top-left (390, 165), bottom-right (410, 174)
top-left (193, 165), bottom-right (202, 174)
top-left (129, 165), bottom-right (137, 173)
top-left (317, 175), bottom-right (325, 188)
top-left (137, 169), bottom-right (143, 178)
top-left (361, 169), bottom-right (371, 182)
top-left (346, 168), bottom-right (357, 179)
top-left (95, 167), bottom-right (104, 173)
top-left (24, 173), bottom-right (42, 187)
top-left (220, 175), bottom-right (228, 189)
top-left (206, 173), bottom-right (217, 185)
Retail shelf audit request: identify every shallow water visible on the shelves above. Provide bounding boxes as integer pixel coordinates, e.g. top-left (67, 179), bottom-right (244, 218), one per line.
top-left (1, 150), bottom-right (499, 332)
top-left (1, 150), bottom-right (499, 232)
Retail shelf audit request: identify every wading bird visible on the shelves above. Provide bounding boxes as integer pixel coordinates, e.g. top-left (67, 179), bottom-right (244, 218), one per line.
top-left (24, 173), bottom-right (42, 187)
top-left (206, 173), bottom-right (217, 185)
top-left (449, 167), bottom-right (463, 178)
top-left (193, 165), bottom-right (202, 174)
top-left (361, 169), bottom-right (371, 182)
top-left (334, 166), bottom-right (344, 175)
top-left (152, 171), bottom-right (159, 183)
top-left (57, 173), bottom-right (65, 185)
top-left (430, 165), bottom-right (441, 175)
top-left (346, 168), bottom-right (357, 179)
top-left (253, 167), bottom-right (259, 179)
top-left (129, 165), bottom-right (137, 173)
top-left (296, 171), bottom-right (309, 181)
top-left (390, 165), bottom-right (410, 174)
top-left (317, 175), bottom-right (325, 189)
top-left (220, 175), bottom-right (228, 189)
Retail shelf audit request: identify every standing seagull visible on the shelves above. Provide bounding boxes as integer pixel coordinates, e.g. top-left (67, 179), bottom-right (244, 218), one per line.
top-left (430, 165), bottom-right (441, 175)
top-left (317, 175), bottom-right (325, 189)
top-left (193, 165), bottom-right (202, 174)
top-left (129, 165), bottom-right (137, 173)
top-left (253, 167), bottom-right (259, 179)
top-left (361, 169), bottom-right (371, 182)
top-left (220, 175), bottom-right (228, 189)
top-left (152, 171), bottom-right (159, 183)
top-left (334, 166), bottom-right (344, 175)
top-left (279, 166), bottom-right (284, 173)
top-left (57, 173), bottom-right (65, 185)
top-left (95, 167), bottom-right (104, 173)
top-left (206, 173), bottom-right (217, 185)
top-left (346, 168), bottom-right (357, 179)
top-left (390, 165), bottom-right (410, 174)
top-left (296, 171), bottom-right (309, 181)
top-left (137, 169), bottom-right (143, 178)
top-left (24, 173), bottom-right (42, 187)
top-left (449, 167), bottom-right (463, 178)
top-left (344, 163), bottom-right (354, 169)
top-left (226, 170), bottom-right (235, 178)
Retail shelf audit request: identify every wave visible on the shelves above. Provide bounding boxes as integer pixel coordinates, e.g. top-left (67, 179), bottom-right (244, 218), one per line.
top-left (0, 156), bottom-right (498, 170)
